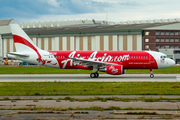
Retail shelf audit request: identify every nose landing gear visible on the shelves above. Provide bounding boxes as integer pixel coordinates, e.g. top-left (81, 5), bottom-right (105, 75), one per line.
top-left (150, 69), bottom-right (154, 78)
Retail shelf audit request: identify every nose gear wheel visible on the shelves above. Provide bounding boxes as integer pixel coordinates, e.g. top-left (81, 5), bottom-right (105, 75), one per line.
top-left (150, 74), bottom-right (154, 78)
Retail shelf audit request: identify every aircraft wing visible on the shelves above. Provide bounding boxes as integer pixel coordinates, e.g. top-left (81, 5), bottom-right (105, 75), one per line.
top-left (69, 57), bottom-right (117, 67)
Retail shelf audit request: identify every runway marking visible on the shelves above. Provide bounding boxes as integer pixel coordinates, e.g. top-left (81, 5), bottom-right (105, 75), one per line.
top-left (85, 102), bottom-right (88, 105)
top-left (108, 102), bottom-right (111, 105)
top-left (21, 101), bottom-right (26, 105)
top-left (63, 101), bottom-right (68, 105)
top-left (130, 102), bottom-right (132, 105)
top-left (41, 101), bottom-right (47, 106)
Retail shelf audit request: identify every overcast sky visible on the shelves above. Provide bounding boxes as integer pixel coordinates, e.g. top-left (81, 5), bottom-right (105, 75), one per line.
top-left (1, 0), bottom-right (180, 23)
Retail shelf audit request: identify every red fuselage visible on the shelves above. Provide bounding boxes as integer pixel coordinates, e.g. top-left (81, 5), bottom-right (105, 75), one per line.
top-left (48, 51), bottom-right (158, 70)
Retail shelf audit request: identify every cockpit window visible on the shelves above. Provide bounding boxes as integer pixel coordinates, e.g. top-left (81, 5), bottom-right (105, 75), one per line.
top-left (160, 56), bottom-right (167, 59)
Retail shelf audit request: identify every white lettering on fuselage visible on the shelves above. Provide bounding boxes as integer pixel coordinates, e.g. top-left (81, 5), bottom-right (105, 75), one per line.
top-left (61, 51), bottom-right (129, 68)
top-left (109, 65), bottom-right (119, 74)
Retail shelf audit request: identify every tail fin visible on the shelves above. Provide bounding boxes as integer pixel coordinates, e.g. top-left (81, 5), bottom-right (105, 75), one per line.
top-left (10, 24), bottom-right (41, 53)
top-left (10, 24), bottom-right (43, 62)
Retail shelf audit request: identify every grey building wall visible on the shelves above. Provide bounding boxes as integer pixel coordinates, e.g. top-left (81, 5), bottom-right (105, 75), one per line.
top-left (0, 25), bottom-right (11, 35)
top-left (0, 19), bottom-right (14, 58)
top-left (0, 35), bottom-right (2, 57)
top-left (0, 56), bottom-right (2, 65)
top-left (159, 49), bottom-right (180, 64)
top-left (159, 49), bottom-right (174, 59)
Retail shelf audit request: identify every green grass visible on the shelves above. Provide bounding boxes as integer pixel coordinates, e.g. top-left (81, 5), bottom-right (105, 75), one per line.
top-left (0, 65), bottom-right (180, 74)
top-left (1, 82), bottom-right (180, 95)
top-left (0, 66), bottom-right (92, 74)
top-left (0, 66), bottom-right (179, 96)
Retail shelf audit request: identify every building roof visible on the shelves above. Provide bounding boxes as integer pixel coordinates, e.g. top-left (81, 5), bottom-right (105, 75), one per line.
top-left (19, 19), bottom-right (113, 29)
top-left (2, 18), bottom-right (180, 38)
top-left (143, 22), bottom-right (180, 30)
top-left (24, 22), bottom-right (180, 35)
top-left (0, 19), bottom-right (13, 26)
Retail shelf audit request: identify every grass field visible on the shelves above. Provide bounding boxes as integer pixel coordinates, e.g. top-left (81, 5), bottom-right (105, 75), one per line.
top-left (0, 66), bottom-right (179, 96)
top-left (1, 82), bottom-right (180, 95)
top-left (0, 65), bottom-right (180, 74)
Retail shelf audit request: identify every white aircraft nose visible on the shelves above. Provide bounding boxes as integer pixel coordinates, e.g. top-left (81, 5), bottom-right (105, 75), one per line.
top-left (169, 59), bottom-right (175, 67)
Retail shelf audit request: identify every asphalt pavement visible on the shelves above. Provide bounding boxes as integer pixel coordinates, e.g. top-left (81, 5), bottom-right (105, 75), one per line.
top-left (0, 74), bottom-right (179, 82)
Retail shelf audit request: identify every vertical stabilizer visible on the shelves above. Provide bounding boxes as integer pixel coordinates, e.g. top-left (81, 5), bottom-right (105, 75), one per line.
top-left (9, 24), bottom-right (43, 63)
top-left (10, 24), bottom-right (41, 52)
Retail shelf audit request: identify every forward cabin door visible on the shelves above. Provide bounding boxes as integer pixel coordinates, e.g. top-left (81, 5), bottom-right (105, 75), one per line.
top-left (149, 54), bottom-right (155, 64)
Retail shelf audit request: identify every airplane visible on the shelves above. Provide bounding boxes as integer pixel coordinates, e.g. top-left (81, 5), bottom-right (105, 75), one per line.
top-left (7, 24), bottom-right (175, 78)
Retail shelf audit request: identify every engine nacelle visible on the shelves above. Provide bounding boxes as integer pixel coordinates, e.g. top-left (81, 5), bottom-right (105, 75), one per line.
top-left (100, 65), bottom-right (125, 75)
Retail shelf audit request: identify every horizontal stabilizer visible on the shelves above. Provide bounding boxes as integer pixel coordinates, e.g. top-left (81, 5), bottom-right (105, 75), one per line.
top-left (7, 52), bottom-right (29, 57)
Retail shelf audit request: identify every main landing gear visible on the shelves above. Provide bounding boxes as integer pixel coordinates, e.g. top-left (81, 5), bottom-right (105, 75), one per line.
top-left (90, 66), bottom-right (99, 78)
top-left (90, 72), bottom-right (99, 78)
top-left (150, 69), bottom-right (154, 78)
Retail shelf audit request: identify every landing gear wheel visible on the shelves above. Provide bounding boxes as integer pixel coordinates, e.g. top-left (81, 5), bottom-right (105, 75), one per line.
top-left (90, 73), bottom-right (99, 78)
top-left (95, 73), bottom-right (99, 78)
top-left (150, 74), bottom-right (154, 78)
top-left (90, 73), bottom-right (96, 78)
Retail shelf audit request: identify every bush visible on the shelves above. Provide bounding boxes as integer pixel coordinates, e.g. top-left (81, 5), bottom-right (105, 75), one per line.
top-left (3, 97), bottom-right (10, 100)
top-left (56, 99), bottom-right (61, 102)
top-left (33, 99), bottom-right (38, 102)
top-left (34, 92), bottom-right (40, 95)
top-left (46, 98), bottom-right (53, 100)
top-left (171, 85), bottom-right (180, 88)
top-left (65, 96), bottom-right (71, 100)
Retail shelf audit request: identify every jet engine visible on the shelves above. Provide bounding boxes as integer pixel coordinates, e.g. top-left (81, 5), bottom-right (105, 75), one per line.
top-left (99, 65), bottom-right (125, 75)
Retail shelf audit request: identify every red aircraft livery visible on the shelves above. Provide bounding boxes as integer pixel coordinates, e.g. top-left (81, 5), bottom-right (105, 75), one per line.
top-left (7, 24), bottom-right (175, 78)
